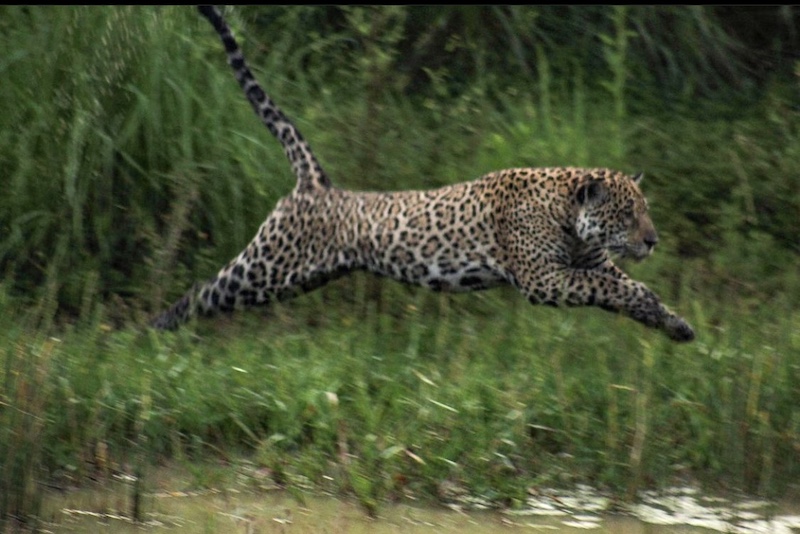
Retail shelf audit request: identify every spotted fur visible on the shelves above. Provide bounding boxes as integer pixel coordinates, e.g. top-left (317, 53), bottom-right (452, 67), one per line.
top-left (150, 6), bottom-right (694, 342)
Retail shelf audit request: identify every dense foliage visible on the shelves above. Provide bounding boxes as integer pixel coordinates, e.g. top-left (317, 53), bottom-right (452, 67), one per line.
top-left (0, 6), bottom-right (797, 318)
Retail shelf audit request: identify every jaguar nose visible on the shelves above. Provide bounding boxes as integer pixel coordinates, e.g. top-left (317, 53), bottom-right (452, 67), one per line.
top-left (644, 232), bottom-right (659, 250)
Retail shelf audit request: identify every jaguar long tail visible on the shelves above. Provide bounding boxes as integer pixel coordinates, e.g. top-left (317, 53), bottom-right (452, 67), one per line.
top-left (197, 5), bottom-right (331, 192)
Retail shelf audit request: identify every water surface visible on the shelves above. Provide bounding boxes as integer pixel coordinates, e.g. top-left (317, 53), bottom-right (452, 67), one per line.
top-left (41, 471), bottom-right (800, 533)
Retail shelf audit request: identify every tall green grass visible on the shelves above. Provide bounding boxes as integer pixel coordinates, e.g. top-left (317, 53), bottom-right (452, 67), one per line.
top-left (1, 275), bottom-right (799, 526)
top-left (0, 6), bottom-right (302, 318)
top-left (0, 318), bottom-right (50, 530)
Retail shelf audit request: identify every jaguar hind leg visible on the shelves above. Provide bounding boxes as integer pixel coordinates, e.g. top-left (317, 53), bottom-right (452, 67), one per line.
top-left (151, 206), bottom-right (347, 330)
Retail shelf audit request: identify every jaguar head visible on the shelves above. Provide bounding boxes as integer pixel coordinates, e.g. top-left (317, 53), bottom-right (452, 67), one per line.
top-left (574, 172), bottom-right (658, 261)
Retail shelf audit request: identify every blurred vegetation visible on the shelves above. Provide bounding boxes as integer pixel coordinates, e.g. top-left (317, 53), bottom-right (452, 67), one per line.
top-left (247, 6), bottom-right (798, 99)
top-left (1, 5), bottom-right (799, 529)
top-left (2, 278), bottom-right (799, 528)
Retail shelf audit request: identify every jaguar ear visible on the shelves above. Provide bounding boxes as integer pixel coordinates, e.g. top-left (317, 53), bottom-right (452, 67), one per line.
top-left (576, 179), bottom-right (606, 206)
top-left (632, 171), bottom-right (644, 184)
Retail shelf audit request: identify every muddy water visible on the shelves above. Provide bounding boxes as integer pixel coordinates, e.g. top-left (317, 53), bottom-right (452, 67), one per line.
top-left (41, 478), bottom-right (800, 533)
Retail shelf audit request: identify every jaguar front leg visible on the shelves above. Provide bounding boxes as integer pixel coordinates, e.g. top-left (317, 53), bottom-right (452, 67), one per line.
top-left (520, 265), bottom-right (695, 342)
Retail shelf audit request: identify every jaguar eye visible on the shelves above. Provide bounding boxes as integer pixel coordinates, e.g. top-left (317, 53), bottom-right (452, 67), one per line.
top-left (623, 200), bottom-right (635, 215)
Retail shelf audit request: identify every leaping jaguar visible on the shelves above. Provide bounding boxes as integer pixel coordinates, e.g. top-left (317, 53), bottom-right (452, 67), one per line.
top-left (151, 6), bottom-right (694, 343)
